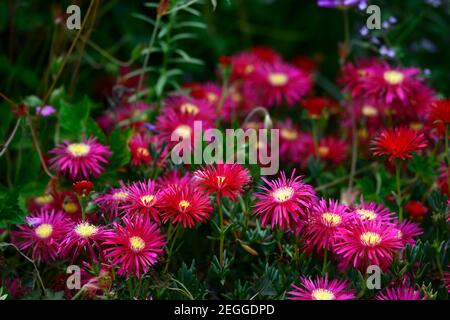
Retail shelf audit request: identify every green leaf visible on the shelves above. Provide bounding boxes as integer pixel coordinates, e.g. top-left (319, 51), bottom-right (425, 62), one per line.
top-left (59, 96), bottom-right (90, 139)
top-left (108, 128), bottom-right (131, 168)
top-left (0, 188), bottom-right (26, 227)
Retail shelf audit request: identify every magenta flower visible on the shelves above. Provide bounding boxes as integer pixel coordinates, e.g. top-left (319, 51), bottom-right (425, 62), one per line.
top-left (121, 180), bottom-right (161, 223)
top-left (318, 0), bottom-right (363, 8)
top-left (395, 220), bottom-right (423, 247)
top-left (334, 220), bottom-right (403, 271)
top-left (103, 215), bottom-right (165, 277)
top-left (94, 184), bottom-right (129, 219)
top-left (157, 170), bottom-right (192, 189)
top-left (36, 105), bottom-right (56, 117)
top-left (165, 94), bottom-right (215, 123)
top-left (11, 210), bottom-right (72, 262)
top-left (253, 170), bottom-right (317, 230)
top-left (302, 199), bottom-right (353, 252)
top-left (59, 222), bottom-right (106, 262)
top-left (252, 62), bottom-right (311, 107)
top-left (375, 286), bottom-right (426, 300)
top-left (277, 119), bottom-right (311, 165)
top-left (49, 137), bottom-right (111, 180)
top-left (288, 274), bottom-right (355, 300)
top-left (353, 196), bottom-right (397, 223)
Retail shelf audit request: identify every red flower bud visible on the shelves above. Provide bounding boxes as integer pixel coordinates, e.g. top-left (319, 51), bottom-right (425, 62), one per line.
top-left (73, 180), bottom-right (94, 196)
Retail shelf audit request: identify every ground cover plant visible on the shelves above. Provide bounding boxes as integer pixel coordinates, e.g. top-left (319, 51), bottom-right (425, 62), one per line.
top-left (0, 0), bottom-right (449, 300)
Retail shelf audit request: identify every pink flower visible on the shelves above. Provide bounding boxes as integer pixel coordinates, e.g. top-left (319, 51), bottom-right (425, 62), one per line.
top-left (11, 210), bottom-right (72, 262)
top-left (165, 94), bottom-right (215, 123)
top-left (395, 220), bottom-right (423, 247)
top-left (334, 220), bottom-right (403, 271)
top-left (277, 120), bottom-right (311, 165)
top-left (103, 215), bottom-right (165, 277)
top-left (94, 184), bottom-right (129, 220)
top-left (59, 222), bottom-right (107, 262)
top-left (302, 199), bottom-right (353, 252)
top-left (120, 180), bottom-right (161, 223)
top-left (288, 274), bottom-right (355, 300)
top-left (49, 137), bottom-right (111, 180)
top-left (353, 196), bottom-right (397, 223)
top-left (155, 108), bottom-right (212, 149)
top-left (375, 286), bottom-right (426, 300)
top-left (252, 62), bottom-right (312, 107)
top-left (157, 170), bottom-right (192, 189)
top-left (253, 170), bottom-right (317, 230)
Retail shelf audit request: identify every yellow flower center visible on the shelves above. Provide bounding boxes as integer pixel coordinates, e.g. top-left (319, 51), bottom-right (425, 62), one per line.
top-left (216, 176), bottom-right (226, 185)
top-left (207, 93), bottom-right (218, 103)
top-left (113, 191), bottom-right (128, 201)
top-left (272, 187), bottom-right (294, 202)
top-left (174, 125), bottom-right (192, 139)
top-left (396, 230), bottom-right (403, 239)
top-left (355, 209), bottom-right (377, 221)
top-left (179, 200), bottom-right (191, 210)
top-left (67, 143), bottom-right (91, 157)
top-left (360, 231), bottom-right (382, 246)
top-left (362, 105), bottom-right (378, 117)
top-left (358, 69), bottom-right (368, 78)
top-left (318, 146), bottom-right (330, 157)
top-left (358, 128), bottom-right (368, 139)
top-left (35, 194), bottom-right (53, 205)
top-left (232, 92), bottom-right (242, 103)
top-left (136, 147), bottom-right (150, 157)
top-left (384, 70), bottom-right (404, 85)
top-left (244, 64), bottom-right (254, 75)
top-left (281, 129), bottom-right (298, 140)
top-left (180, 103), bottom-right (199, 115)
top-left (75, 222), bottom-right (98, 238)
top-left (410, 122), bottom-right (423, 130)
top-left (63, 202), bottom-right (78, 214)
top-left (268, 72), bottom-right (288, 86)
top-left (35, 223), bottom-right (53, 239)
top-left (140, 194), bottom-right (156, 206)
top-left (312, 288), bottom-right (335, 300)
top-left (321, 212), bottom-right (342, 226)
top-left (129, 236), bottom-right (145, 252)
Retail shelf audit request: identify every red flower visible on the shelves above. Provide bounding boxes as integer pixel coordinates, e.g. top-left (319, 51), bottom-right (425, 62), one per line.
top-left (194, 163), bottom-right (251, 201)
top-left (301, 97), bottom-right (333, 118)
top-left (129, 133), bottom-right (152, 166)
top-left (371, 127), bottom-right (428, 161)
top-left (405, 201), bottom-right (428, 220)
top-left (315, 137), bottom-right (349, 165)
top-left (292, 56), bottom-right (317, 75)
top-left (73, 180), bottom-right (94, 196)
top-left (158, 185), bottom-right (212, 228)
top-left (428, 99), bottom-right (450, 136)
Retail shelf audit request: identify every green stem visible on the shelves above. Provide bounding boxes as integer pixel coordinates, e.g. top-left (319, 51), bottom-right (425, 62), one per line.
top-left (164, 224), bottom-right (180, 273)
top-left (322, 250), bottom-right (328, 275)
top-left (395, 162), bottom-right (403, 222)
top-left (348, 110), bottom-right (358, 191)
top-left (218, 197), bottom-right (225, 267)
top-left (311, 119), bottom-right (319, 152)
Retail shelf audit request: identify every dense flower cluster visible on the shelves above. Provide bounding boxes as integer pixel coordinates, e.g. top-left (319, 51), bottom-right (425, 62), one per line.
top-left (2, 2), bottom-right (449, 301)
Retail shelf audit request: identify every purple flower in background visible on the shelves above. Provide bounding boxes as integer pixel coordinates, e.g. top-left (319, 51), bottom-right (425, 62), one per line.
top-left (36, 105), bottom-right (56, 117)
top-left (318, 0), bottom-right (363, 7)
